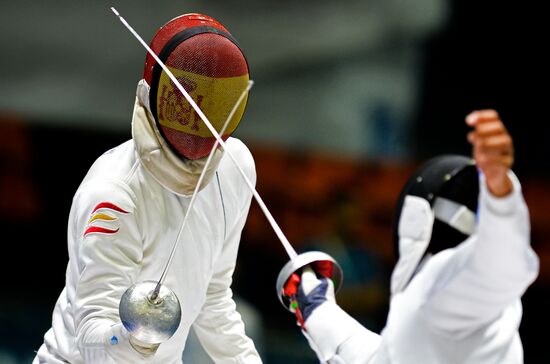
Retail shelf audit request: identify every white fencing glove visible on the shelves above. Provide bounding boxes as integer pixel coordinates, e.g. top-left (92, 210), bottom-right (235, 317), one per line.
top-left (79, 323), bottom-right (159, 363)
top-left (283, 266), bottom-right (336, 330)
top-left (127, 333), bottom-right (160, 356)
top-left (285, 266), bottom-right (378, 363)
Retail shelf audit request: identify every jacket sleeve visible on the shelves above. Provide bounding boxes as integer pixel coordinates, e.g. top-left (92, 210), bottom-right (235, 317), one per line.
top-left (69, 179), bottom-right (153, 363)
top-left (302, 301), bottom-right (382, 364)
top-left (192, 146), bottom-right (263, 363)
top-left (425, 171), bottom-right (540, 333)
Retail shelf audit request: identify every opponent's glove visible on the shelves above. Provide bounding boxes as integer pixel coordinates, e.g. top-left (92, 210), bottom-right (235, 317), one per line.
top-left (284, 266), bottom-right (336, 330)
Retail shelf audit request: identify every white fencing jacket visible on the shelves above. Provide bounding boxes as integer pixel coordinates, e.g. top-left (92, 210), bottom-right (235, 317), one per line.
top-left (34, 85), bottom-right (262, 363)
top-left (304, 172), bottom-right (540, 364)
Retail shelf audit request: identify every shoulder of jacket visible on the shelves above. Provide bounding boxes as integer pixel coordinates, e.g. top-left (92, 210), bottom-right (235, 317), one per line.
top-left (221, 137), bottom-right (255, 175)
top-left (74, 177), bottom-right (137, 215)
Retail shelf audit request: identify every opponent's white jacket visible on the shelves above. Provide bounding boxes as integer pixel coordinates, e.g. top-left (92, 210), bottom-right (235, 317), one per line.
top-left (34, 85), bottom-right (262, 363)
top-left (304, 172), bottom-right (540, 364)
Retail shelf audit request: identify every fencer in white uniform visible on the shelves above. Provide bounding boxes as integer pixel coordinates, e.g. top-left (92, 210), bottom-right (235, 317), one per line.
top-left (34, 12), bottom-right (262, 364)
top-left (285, 109), bottom-right (539, 364)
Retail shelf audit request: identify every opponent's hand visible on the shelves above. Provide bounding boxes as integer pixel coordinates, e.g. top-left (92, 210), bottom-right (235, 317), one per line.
top-left (466, 109), bottom-right (514, 196)
top-left (284, 266), bottom-right (336, 330)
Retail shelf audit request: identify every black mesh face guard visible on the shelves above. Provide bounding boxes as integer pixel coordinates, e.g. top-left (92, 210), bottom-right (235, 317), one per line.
top-left (392, 155), bottom-right (478, 261)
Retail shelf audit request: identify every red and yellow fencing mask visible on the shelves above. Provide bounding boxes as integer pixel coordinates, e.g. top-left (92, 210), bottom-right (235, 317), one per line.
top-left (143, 14), bottom-right (250, 160)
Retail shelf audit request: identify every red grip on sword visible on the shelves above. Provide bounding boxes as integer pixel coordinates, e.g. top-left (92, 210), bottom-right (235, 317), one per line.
top-left (313, 260), bottom-right (334, 279)
top-left (283, 273), bottom-right (306, 330)
top-left (283, 273), bottom-right (301, 296)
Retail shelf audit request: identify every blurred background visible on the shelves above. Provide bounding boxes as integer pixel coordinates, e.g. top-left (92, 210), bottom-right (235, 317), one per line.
top-left (0, 0), bottom-right (548, 363)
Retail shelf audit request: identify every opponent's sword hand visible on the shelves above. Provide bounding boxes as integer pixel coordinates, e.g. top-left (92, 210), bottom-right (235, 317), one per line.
top-left (284, 266), bottom-right (336, 331)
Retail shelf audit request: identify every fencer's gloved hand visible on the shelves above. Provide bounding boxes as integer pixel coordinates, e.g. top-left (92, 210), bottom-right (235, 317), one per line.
top-left (284, 266), bottom-right (336, 331)
top-left (88, 322), bottom-right (160, 363)
top-left (285, 267), bottom-right (380, 363)
top-left (108, 322), bottom-right (160, 357)
top-left (127, 333), bottom-right (160, 356)
top-left (298, 267), bottom-right (336, 322)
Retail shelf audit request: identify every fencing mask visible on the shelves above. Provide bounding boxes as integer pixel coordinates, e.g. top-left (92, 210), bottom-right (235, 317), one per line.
top-left (142, 13), bottom-right (250, 160)
top-left (390, 155), bottom-right (479, 294)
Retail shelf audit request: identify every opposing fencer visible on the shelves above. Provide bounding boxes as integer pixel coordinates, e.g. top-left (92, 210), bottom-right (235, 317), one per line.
top-left (284, 109), bottom-right (539, 363)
